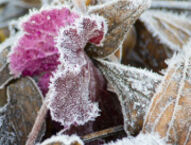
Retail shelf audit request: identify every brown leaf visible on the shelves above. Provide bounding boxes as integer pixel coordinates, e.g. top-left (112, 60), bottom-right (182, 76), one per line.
top-left (96, 59), bottom-right (162, 135)
top-left (143, 44), bottom-right (191, 145)
top-left (107, 26), bottom-right (137, 63)
top-left (0, 77), bottom-right (45, 145)
top-left (85, 0), bottom-right (151, 58)
top-left (0, 42), bottom-right (13, 88)
top-left (121, 26), bottom-right (137, 64)
top-left (125, 10), bottom-right (191, 72)
top-left (140, 10), bottom-right (191, 51)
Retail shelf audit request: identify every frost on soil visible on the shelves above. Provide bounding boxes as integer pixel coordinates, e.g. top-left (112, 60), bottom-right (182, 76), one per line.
top-left (140, 10), bottom-right (191, 51)
top-left (96, 59), bottom-right (162, 135)
top-left (47, 15), bottom-right (107, 130)
top-left (143, 41), bottom-right (191, 145)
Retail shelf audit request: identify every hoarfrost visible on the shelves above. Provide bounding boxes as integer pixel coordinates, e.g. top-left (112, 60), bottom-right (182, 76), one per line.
top-left (97, 59), bottom-right (162, 135)
top-left (86, 0), bottom-right (151, 57)
top-left (0, 77), bottom-right (44, 145)
top-left (47, 15), bottom-right (107, 130)
top-left (143, 41), bottom-right (191, 145)
top-left (38, 134), bottom-right (84, 145)
top-left (140, 10), bottom-right (191, 51)
top-left (105, 133), bottom-right (168, 145)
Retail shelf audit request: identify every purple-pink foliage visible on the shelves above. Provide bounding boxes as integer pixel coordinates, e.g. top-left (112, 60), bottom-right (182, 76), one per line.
top-left (9, 7), bottom-right (79, 77)
top-left (8, 6), bottom-right (107, 131)
top-left (47, 15), bottom-right (107, 130)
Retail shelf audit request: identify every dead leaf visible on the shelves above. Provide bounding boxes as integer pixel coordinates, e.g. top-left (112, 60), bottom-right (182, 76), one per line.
top-left (0, 40), bottom-right (13, 88)
top-left (140, 10), bottom-right (191, 51)
top-left (0, 77), bottom-right (45, 145)
top-left (143, 43), bottom-right (191, 145)
top-left (96, 59), bottom-right (162, 135)
top-left (85, 0), bottom-right (151, 58)
top-left (121, 26), bottom-right (137, 64)
top-left (0, 64), bottom-right (13, 89)
top-left (126, 10), bottom-right (191, 73)
top-left (107, 26), bottom-right (137, 63)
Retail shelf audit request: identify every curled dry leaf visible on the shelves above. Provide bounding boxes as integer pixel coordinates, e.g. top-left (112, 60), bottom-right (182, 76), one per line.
top-left (121, 26), bottom-right (137, 64)
top-left (0, 77), bottom-right (45, 145)
top-left (85, 0), bottom-right (151, 58)
top-left (143, 42), bottom-right (191, 145)
top-left (127, 10), bottom-right (191, 72)
top-left (140, 10), bottom-right (191, 51)
top-left (107, 26), bottom-right (137, 63)
top-left (96, 59), bottom-right (162, 135)
top-left (39, 135), bottom-right (84, 145)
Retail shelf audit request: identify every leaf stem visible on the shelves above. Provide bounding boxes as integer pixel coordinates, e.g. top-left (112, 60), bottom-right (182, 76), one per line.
top-left (26, 100), bottom-right (48, 145)
top-left (82, 125), bottom-right (125, 143)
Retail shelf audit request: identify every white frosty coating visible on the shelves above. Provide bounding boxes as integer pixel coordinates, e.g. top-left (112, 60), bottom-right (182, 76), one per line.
top-left (0, 83), bottom-right (10, 113)
top-left (88, 0), bottom-right (151, 13)
top-left (47, 15), bottom-right (107, 130)
top-left (0, 36), bottom-right (15, 54)
top-left (7, 31), bottom-right (27, 76)
top-left (38, 134), bottom-right (84, 145)
top-left (140, 10), bottom-right (191, 51)
top-left (105, 133), bottom-right (169, 145)
top-left (97, 59), bottom-right (162, 135)
top-left (143, 40), bottom-right (191, 142)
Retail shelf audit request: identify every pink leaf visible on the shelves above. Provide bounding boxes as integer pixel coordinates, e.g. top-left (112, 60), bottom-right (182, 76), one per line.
top-left (47, 15), bottom-right (107, 130)
top-left (9, 7), bottom-right (79, 77)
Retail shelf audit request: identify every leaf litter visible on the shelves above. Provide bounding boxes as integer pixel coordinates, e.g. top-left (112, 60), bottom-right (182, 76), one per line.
top-left (2, 0), bottom-right (191, 145)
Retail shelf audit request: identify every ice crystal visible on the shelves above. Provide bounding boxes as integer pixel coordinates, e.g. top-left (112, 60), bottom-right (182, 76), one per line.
top-left (105, 133), bottom-right (168, 145)
top-left (0, 77), bottom-right (44, 145)
top-left (39, 134), bottom-right (84, 145)
top-left (143, 41), bottom-right (191, 145)
top-left (97, 59), bottom-right (162, 135)
top-left (86, 0), bottom-right (151, 58)
top-left (47, 15), bottom-right (107, 130)
top-left (140, 10), bottom-right (191, 51)
top-left (9, 7), bottom-right (79, 77)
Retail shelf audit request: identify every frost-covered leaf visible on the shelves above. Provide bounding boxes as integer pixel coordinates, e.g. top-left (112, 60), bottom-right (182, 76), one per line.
top-left (0, 64), bottom-right (14, 89)
top-left (96, 59), bottom-right (162, 135)
top-left (47, 15), bottom-right (107, 130)
top-left (85, 0), bottom-right (151, 58)
top-left (143, 42), bottom-right (191, 145)
top-left (39, 134), bottom-right (84, 145)
top-left (0, 77), bottom-right (45, 145)
top-left (0, 38), bottom-right (14, 88)
top-left (108, 26), bottom-right (137, 64)
top-left (121, 26), bottom-right (137, 65)
top-left (9, 7), bottom-right (79, 77)
top-left (140, 10), bottom-right (191, 51)
top-left (105, 133), bottom-right (168, 145)
top-left (127, 10), bottom-right (191, 72)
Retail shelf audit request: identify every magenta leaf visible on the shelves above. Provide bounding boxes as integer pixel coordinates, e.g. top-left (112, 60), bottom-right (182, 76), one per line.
top-left (47, 15), bottom-right (107, 130)
top-left (9, 7), bottom-right (79, 77)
